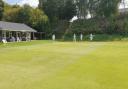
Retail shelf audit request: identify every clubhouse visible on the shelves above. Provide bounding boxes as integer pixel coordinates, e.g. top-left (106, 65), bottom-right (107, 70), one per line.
top-left (0, 21), bottom-right (37, 42)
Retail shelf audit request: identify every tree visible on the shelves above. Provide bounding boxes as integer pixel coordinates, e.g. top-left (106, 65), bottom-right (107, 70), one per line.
top-left (38, 0), bottom-right (77, 37)
top-left (122, 0), bottom-right (125, 9)
top-left (61, 0), bottom-right (77, 21)
top-left (88, 0), bottom-right (99, 18)
top-left (76, 0), bottom-right (121, 19)
top-left (0, 0), bottom-right (4, 20)
top-left (4, 4), bottom-right (49, 33)
top-left (97, 0), bottom-right (120, 18)
top-left (29, 8), bottom-right (49, 32)
top-left (3, 4), bottom-right (21, 22)
top-left (59, 0), bottom-right (76, 20)
top-left (40, 0), bottom-right (58, 22)
top-left (16, 4), bottom-right (32, 24)
top-left (76, 0), bottom-right (88, 19)
top-left (39, 0), bottom-right (76, 21)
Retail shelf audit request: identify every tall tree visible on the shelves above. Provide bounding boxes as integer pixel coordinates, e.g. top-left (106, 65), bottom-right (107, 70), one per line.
top-left (39, 0), bottom-right (58, 22)
top-left (3, 4), bottom-right (21, 22)
top-left (58, 0), bottom-right (76, 20)
top-left (122, 0), bottom-right (125, 9)
top-left (76, 0), bottom-right (88, 19)
top-left (76, 0), bottom-right (121, 19)
top-left (17, 4), bottom-right (32, 24)
top-left (30, 8), bottom-right (49, 32)
top-left (0, 0), bottom-right (4, 20)
top-left (39, 0), bottom-right (76, 30)
top-left (3, 4), bottom-right (49, 33)
top-left (39, 0), bottom-right (76, 21)
top-left (97, 0), bottom-right (120, 18)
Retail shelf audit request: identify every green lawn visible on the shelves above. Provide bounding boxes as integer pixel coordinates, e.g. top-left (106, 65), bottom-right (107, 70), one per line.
top-left (0, 41), bottom-right (128, 89)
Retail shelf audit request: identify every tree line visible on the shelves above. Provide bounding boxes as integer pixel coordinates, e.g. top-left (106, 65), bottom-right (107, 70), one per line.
top-left (76, 0), bottom-right (121, 19)
top-left (0, 0), bottom-right (128, 39)
top-left (0, 0), bottom-right (49, 37)
top-left (39, 0), bottom-right (76, 38)
top-left (65, 0), bottom-right (128, 38)
top-left (0, 0), bottom-right (76, 38)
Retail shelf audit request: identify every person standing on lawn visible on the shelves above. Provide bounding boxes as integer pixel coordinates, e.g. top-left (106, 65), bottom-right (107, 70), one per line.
top-left (73, 34), bottom-right (76, 42)
top-left (52, 34), bottom-right (55, 41)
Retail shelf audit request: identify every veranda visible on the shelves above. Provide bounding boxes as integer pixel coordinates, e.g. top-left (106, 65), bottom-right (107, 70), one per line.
top-left (0, 21), bottom-right (37, 42)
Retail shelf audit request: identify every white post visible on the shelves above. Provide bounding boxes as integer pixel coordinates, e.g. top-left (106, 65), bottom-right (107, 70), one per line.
top-left (16, 32), bottom-right (18, 38)
top-left (2, 31), bottom-right (6, 39)
top-left (33, 32), bottom-right (35, 40)
top-left (25, 32), bottom-right (27, 41)
top-left (29, 32), bottom-right (31, 41)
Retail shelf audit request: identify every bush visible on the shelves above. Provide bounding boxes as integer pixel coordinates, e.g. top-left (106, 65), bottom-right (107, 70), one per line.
top-left (65, 14), bottom-right (128, 36)
top-left (63, 34), bottom-right (128, 41)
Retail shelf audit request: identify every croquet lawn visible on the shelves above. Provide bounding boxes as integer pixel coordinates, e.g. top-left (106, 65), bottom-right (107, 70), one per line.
top-left (0, 41), bottom-right (128, 89)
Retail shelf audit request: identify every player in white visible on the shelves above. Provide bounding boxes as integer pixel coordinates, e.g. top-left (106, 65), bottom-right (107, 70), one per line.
top-left (80, 33), bottom-right (83, 41)
top-left (73, 34), bottom-right (76, 42)
top-left (2, 38), bottom-right (7, 44)
top-left (52, 34), bottom-right (55, 41)
top-left (90, 33), bottom-right (94, 41)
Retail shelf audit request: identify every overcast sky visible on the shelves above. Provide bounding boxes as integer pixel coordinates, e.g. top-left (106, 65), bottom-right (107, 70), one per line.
top-left (5, 0), bottom-right (39, 7)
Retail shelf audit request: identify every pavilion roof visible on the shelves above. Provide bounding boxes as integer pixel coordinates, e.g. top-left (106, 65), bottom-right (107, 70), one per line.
top-left (0, 21), bottom-right (37, 32)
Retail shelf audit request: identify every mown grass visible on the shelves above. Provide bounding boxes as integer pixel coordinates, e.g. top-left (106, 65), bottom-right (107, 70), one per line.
top-left (0, 41), bottom-right (128, 89)
top-left (0, 40), bottom-right (52, 48)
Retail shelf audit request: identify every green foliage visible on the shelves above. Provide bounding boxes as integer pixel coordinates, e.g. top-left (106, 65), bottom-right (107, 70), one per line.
top-left (39, 0), bottom-right (76, 35)
top-left (39, 0), bottom-right (76, 20)
top-left (54, 20), bottom-right (70, 39)
top-left (67, 19), bottom-right (102, 34)
top-left (16, 4), bottom-right (32, 24)
top-left (65, 13), bottom-right (128, 39)
top-left (3, 4), bottom-right (49, 33)
top-left (3, 5), bottom-right (20, 22)
top-left (30, 8), bottom-right (50, 34)
top-left (92, 34), bottom-right (128, 41)
top-left (41, 0), bottom-right (58, 22)
top-left (63, 33), bottom-right (128, 41)
top-left (97, 0), bottom-right (120, 18)
top-left (76, 0), bottom-right (120, 18)
top-left (59, 0), bottom-right (76, 20)
top-left (1, 0), bottom-right (128, 40)
top-left (0, 0), bottom-right (4, 20)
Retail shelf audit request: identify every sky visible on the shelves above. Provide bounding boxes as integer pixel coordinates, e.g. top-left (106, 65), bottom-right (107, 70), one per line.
top-left (5, 0), bottom-right (39, 7)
